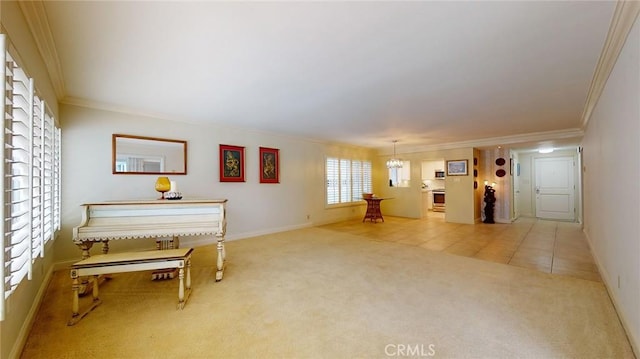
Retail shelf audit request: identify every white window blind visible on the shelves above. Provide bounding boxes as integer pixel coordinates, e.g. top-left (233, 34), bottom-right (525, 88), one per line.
top-left (326, 158), bottom-right (339, 205)
top-left (326, 157), bottom-right (372, 205)
top-left (31, 95), bottom-right (43, 260)
top-left (339, 159), bottom-right (351, 204)
top-left (1, 35), bottom-right (61, 321)
top-left (4, 52), bottom-right (33, 295)
top-left (53, 120), bottom-right (62, 233)
top-left (362, 161), bottom-right (372, 194)
top-left (352, 161), bottom-right (362, 202)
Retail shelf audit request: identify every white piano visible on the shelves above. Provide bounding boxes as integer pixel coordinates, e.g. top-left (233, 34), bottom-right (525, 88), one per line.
top-left (73, 199), bottom-right (227, 281)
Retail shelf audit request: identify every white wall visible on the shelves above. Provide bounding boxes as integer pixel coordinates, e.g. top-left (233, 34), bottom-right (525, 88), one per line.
top-left (443, 148), bottom-right (476, 224)
top-left (480, 147), bottom-right (512, 223)
top-left (582, 16), bottom-right (640, 354)
top-left (510, 151), bottom-right (519, 220)
top-left (58, 104), bottom-right (374, 263)
top-left (516, 153), bottom-right (534, 217)
top-left (473, 149), bottom-right (482, 222)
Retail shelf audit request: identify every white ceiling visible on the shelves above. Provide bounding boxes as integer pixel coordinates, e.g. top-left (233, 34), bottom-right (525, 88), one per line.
top-left (40, 1), bottom-right (615, 151)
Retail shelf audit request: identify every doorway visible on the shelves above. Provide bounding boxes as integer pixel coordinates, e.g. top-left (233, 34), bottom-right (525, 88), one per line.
top-left (534, 156), bottom-right (576, 221)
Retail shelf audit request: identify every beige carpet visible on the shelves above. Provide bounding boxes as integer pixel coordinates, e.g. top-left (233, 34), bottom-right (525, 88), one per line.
top-left (21, 227), bottom-right (634, 358)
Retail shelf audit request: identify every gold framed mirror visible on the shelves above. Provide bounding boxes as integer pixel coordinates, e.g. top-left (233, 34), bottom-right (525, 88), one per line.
top-left (112, 134), bottom-right (187, 175)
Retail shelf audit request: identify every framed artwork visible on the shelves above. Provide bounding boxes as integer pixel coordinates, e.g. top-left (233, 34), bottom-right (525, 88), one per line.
top-left (219, 144), bottom-right (245, 182)
top-left (259, 147), bottom-right (279, 183)
top-left (446, 159), bottom-right (468, 176)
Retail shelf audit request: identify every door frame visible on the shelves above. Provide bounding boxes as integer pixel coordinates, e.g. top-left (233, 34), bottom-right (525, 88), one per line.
top-left (532, 152), bottom-right (580, 221)
top-left (511, 149), bottom-right (582, 222)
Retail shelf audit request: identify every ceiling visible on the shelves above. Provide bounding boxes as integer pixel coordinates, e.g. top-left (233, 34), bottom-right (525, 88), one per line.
top-left (38, 1), bottom-right (615, 151)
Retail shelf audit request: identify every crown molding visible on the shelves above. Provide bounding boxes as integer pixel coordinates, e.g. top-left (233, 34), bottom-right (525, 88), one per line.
top-left (581, 0), bottom-right (640, 128)
top-left (65, 95), bottom-right (583, 154)
top-left (61, 96), bottom-right (182, 123)
top-left (17, 0), bottom-right (65, 100)
top-left (61, 96), bottom-right (362, 148)
top-left (386, 128), bottom-right (584, 155)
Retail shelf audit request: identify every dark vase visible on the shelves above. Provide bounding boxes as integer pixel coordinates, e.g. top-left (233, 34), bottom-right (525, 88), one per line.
top-left (483, 185), bottom-right (496, 224)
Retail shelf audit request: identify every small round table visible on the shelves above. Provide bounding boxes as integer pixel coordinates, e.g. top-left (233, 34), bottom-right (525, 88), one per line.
top-left (362, 197), bottom-right (388, 223)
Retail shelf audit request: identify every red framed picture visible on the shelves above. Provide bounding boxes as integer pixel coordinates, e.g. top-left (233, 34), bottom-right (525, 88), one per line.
top-left (219, 144), bottom-right (245, 182)
top-left (259, 147), bottom-right (279, 183)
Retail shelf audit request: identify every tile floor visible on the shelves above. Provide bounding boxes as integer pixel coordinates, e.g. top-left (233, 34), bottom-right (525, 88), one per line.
top-left (320, 212), bottom-right (601, 282)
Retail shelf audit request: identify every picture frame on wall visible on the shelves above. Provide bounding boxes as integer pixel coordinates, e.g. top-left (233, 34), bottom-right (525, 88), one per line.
top-left (446, 159), bottom-right (468, 176)
top-left (259, 147), bottom-right (279, 183)
top-left (219, 144), bottom-right (245, 182)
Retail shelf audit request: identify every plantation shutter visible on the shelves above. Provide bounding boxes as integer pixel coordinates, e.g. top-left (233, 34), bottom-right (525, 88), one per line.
top-left (352, 160), bottom-right (362, 200)
top-left (339, 159), bottom-right (351, 203)
top-left (326, 157), bottom-right (372, 205)
top-left (326, 157), bottom-right (339, 205)
top-left (41, 111), bottom-right (55, 245)
top-left (31, 96), bottom-right (43, 259)
top-left (0, 34), bottom-right (62, 321)
top-left (362, 161), bottom-right (372, 194)
top-left (2, 47), bottom-right (34, 301)
top-left (52, 121), bottom-right (61, 233)
top-left (0, 34), bottom-right (6, 320)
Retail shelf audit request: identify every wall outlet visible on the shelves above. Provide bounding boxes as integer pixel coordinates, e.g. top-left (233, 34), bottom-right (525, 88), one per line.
top-left (306, 214), bottom-right (310, 220)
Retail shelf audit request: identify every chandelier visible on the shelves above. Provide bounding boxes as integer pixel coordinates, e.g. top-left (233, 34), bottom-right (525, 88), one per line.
top-left (386, 140), bottom-right (403, 169)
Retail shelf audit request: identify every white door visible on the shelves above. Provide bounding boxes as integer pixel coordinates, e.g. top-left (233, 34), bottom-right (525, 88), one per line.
top-left (534, 157), bottom-right (575, 220)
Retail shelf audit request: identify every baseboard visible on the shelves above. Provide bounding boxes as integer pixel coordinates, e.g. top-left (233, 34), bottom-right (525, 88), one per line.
top-left (55, 222), bottom-right (319, 269)
top-left (583, 230), bottom-right (639, 358)
top-left (179, 222), bottom-right (315, 248)
top-left (9, 266), bottom-right (54, 359)
top-left (228, 222), bottom-right (314, 241)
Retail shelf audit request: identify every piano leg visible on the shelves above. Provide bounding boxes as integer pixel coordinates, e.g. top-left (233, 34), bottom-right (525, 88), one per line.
top-left (77, 241), bottom-right (94, 260)
top-left (156, 236), bottom-right (179, 250)
top-left (152, 236), bottom-right (180, 280)
top-left (101, 240), bottom-right (110, 254)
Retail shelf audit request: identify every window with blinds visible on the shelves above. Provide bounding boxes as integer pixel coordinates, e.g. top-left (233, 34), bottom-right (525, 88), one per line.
top-left (326, 157), bottom-right (372, 205)
top-left (1, 35), bottom-right (62, 321)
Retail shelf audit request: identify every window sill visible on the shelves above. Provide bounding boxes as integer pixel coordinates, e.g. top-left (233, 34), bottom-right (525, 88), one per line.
top-left (325, 201), bottom-right (366, 209)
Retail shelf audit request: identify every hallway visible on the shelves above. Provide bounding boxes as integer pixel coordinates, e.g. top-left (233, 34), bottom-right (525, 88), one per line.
top-left (321, 214), bottom-right (601, 282)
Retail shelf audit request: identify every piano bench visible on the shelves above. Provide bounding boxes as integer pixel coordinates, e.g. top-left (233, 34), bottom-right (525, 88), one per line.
top-left (67, 248), bottom-right (193, 326)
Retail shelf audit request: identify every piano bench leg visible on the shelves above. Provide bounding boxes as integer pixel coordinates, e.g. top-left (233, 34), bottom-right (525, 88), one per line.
top-left (68, 273), bottom-right (103, 326)
top-left (177, 258), bottom-right (192, 310)
top-left (216, 237), bottom-right (225, 281)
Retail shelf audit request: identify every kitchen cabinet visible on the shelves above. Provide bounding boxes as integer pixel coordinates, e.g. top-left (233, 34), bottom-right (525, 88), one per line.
top-left (421, 160), bottom-right (445, 181)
